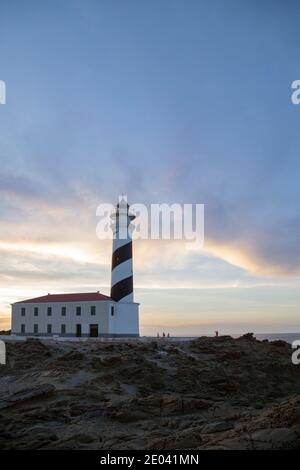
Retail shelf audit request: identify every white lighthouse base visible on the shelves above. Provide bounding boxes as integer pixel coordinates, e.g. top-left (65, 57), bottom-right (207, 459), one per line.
top-left (110, 302), bottom-right (139, 337)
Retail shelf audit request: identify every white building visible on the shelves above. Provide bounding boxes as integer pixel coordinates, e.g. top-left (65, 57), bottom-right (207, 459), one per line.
top-left (11, 292), bottom-right (139, 338)
top-left (11, 198), bottom-right (140, 338)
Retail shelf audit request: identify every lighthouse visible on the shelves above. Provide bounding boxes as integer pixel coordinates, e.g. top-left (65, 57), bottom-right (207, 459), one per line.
top-left (10, 197), bottom-right (140, 338)
top-left (111, 197), bottom-right (135, 302)
top-left (108, 196), bottom-right (139, 336)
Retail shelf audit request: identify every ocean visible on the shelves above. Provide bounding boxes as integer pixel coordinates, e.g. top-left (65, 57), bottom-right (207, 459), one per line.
top-left (253, 333), bottom-right (300, 345)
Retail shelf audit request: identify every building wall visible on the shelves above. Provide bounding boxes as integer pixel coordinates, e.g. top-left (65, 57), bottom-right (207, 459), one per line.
top-left (12, 301), bottom-right (111, 336)
top-left (11, 300), bottom-right (139, 337)
top-left (110, 302), bottom-right (139, 336)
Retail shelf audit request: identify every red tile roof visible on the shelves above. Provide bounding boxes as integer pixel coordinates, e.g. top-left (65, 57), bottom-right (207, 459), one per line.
top-left (15, 292), bottom-right (112, 304)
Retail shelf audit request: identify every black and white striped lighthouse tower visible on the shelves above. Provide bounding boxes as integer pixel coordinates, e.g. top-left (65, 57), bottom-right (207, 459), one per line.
top-left (110, 196), bottom-right (135, 302)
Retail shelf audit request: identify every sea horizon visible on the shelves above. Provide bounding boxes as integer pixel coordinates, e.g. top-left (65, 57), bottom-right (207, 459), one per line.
top-left (144, 333), bottom-right (300, 344)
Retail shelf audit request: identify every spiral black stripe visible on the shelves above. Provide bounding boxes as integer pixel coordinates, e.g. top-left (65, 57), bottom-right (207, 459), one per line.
top-left (111, 242), bottom-right (132, 270)
top-left (111, 276), bottom-right (133, 302)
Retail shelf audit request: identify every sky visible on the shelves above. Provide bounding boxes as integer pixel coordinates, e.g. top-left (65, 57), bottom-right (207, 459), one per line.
top-left (0, 0), bottom-right (299, 335)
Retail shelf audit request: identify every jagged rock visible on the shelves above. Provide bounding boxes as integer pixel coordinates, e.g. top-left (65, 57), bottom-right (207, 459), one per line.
top-left (238, 333), bottom-right (256, 341)
top-left (100, 356), bottom-right (123, 367)
top-left (57, 351), bottom-right (84, 362)
top-left (0, 337), bottom-right (299, 449)
top-left (271, 340), bottom-right (289, 348)
top-left (251, 428), bottom-right (299, 449)
top-left (201, 421), bottom-right (234, 434)
top-left (0, 384), bottom-right (55, 409)
top-left (147, 427), bottom-right (202, 449)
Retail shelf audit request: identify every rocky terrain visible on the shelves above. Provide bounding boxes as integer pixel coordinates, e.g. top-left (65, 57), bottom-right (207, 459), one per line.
top-left (0, 334), bottom-right (300, 450)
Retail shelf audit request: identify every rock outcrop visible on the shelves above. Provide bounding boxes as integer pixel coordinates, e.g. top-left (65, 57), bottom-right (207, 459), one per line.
top-left (0, 335), bottom-right (299, 449)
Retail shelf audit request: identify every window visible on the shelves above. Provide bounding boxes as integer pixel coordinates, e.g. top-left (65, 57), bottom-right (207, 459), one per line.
top-left (21, 307), bottom-right (26, 316)
top-left (34, 307), bottom-right (39, 316)
top-left (61, 324), bottom-right (66, 334)
top-left (61, 306), bottom-right (66, 316)
top-left (91, 306), bottom-right (96, 316)
top-left (34, 324), bottom-right (38, 334)
top-left (47, 307), bottom-right (52, 316)
top-left (21, 324), bottom-right (25, 333)
top-left (76, 306), bottom-right (81, 316)
top-left (111, 305), bottom-right (114, 316)
top-left (47, 324), bottom-right (52, 334)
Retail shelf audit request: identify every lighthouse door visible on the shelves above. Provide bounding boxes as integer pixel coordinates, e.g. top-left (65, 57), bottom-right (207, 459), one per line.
top-left (90, 324), bottom-right (98, 337)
